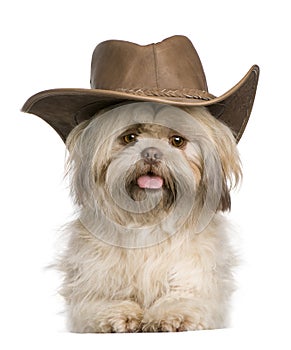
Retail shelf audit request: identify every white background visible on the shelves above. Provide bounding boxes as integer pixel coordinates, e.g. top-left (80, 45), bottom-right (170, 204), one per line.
top-left (1, 0), bottom-right (290, 349)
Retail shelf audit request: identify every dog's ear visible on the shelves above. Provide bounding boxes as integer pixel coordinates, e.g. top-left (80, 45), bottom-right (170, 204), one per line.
top-left (66, 119), bottom-right (91, 153)
top-left (197, 129), bottom-right (242, 213)
top-left (197, 165), bottom-right (233, 214)
top-left (215, 130), bottom-right (242, 212)
top-left (198, 153), bottom-right (240, 213)
top-left (181, 106), bottom-right (242, 213)
top-left (65, 119), bottom-right (94, 206)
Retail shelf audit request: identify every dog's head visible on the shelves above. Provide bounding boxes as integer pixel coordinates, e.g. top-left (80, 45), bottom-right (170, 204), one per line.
top-left (66, 102), bottom-right (241, 246)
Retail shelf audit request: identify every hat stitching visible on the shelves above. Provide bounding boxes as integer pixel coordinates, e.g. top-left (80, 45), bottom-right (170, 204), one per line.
top-left (115, 88), bottom-right (213, 101)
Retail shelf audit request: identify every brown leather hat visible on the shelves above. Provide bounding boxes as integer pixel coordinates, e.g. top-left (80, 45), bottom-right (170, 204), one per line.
top-left (22, 35), bottom-right (259, 142)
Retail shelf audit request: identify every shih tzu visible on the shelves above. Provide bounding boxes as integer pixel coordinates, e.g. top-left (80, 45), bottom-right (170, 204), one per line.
top-left (58, 101), bottom-right (241, 333)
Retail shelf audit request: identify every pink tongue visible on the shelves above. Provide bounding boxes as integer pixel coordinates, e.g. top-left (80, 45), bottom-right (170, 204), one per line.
top-left (137, 175), bottom-right (164, 189)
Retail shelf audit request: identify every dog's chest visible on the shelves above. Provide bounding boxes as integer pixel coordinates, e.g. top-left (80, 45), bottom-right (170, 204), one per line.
top-left (83, 235), bottom-right (219, 307)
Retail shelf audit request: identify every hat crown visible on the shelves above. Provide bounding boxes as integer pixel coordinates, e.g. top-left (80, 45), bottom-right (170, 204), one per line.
top-left (90, 35), bottom-right (208, 93)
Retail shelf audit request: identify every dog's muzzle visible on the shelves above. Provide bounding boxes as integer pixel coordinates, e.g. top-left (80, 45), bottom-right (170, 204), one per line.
top-left (136, 147), bottom-right (164, 189)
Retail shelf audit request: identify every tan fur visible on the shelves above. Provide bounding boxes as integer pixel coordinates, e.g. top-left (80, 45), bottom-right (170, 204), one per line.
top-left (59, 102), bottom-right (241, 332)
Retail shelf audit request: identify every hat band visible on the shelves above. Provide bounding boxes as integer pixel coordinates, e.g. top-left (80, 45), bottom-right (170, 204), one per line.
top-left (115, 88), bottom-right (215, 101)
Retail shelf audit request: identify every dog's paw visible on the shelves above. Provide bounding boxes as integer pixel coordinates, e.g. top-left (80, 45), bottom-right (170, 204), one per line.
top-left (98, 301), bottom-right (143, 333)
top-left (71, 300), bottom-right (143, 333)
top-left (142, 298), bottom-right (212, 332)
top-left (108, 311), bottom-right (142, 333)
top-left (142, 313), bottom-right (206, 332)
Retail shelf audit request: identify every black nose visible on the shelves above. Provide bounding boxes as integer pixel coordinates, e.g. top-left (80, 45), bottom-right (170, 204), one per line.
top-left (141, 147), bottom-right (163, 163)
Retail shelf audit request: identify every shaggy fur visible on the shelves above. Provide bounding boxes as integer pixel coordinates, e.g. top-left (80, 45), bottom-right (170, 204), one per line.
top-left (58, 102), bottom-right (241, 332)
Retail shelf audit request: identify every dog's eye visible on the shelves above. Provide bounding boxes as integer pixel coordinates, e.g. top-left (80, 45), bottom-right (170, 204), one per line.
top-left (123, 133), bottom-right (137, 144)
top-left (170, 135), bottom-right (186, 148)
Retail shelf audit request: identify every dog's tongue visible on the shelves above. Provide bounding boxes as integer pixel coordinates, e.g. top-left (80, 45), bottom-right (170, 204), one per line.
top-left (137, 175), bottom-right (163, 189)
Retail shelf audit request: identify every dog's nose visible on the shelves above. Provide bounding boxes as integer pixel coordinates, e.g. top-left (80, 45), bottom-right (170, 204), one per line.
top-left (141, 147), bottom-right (163, 163)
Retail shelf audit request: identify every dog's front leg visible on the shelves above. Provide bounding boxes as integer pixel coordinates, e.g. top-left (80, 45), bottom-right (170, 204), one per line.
top-left (142, 294), bottom-right (224, 332)
top-left (68, 299), bottom-right (143, 333)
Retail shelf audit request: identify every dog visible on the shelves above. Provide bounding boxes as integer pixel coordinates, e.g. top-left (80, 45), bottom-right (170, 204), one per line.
top-left (57, 101), bottom-right (241, 333)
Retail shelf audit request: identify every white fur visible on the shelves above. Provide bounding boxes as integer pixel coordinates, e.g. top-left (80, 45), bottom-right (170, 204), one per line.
top-left (60, 215), bottom-right (236, 332)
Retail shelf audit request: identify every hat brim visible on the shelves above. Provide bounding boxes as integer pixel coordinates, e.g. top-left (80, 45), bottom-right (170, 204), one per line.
top-left (22, 65), bottom-right (259, 143)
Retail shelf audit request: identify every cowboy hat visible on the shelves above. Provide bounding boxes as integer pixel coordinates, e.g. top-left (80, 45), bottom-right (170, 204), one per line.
top-left (22, 35), bottom-right (259, 142)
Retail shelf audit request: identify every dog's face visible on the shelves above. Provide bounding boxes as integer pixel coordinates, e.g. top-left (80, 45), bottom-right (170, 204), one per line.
top-left (66, 102), bottom-right (241, 247)
top-left (107, 122), bottom-right (198, 211)
top-left (115, 123), bottom-right (182, 204)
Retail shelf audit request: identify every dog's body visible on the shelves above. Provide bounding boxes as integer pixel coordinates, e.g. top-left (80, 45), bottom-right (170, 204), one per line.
top-left (59, 102), bottom-right (241, 332)
top-left (60, 215), bottom-right (235, 332)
